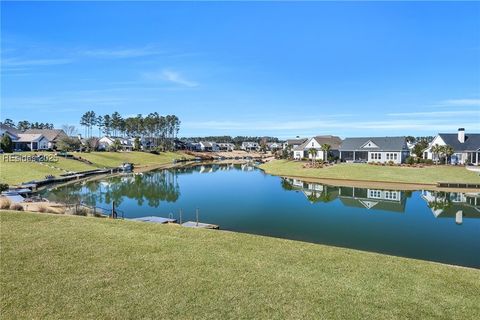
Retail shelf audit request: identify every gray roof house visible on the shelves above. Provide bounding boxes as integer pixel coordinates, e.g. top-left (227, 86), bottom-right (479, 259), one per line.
top-left (293, 135), bottom-right (343, 160)
top-left (424, 128), bottom-right (480, 165)
top-left (23, 129), bottom-right (68, 149)
top-left (339, 136), bottom-right (410, 163)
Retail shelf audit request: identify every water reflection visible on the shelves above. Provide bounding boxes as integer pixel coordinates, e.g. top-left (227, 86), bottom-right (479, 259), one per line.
top-left (282, 178), bottom-right (480, 221)
top-left (421, 190), bottom-right (480, 224)
top-left (45, 170), bottom-right (181, 208)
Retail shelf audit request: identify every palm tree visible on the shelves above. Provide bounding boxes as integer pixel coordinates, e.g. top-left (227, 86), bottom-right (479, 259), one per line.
top-left (320, 144), bottom-right (331, 162)
top-left (443, 145), bottom-right (454, 165)
top-left (308, 148), bottom-right (318, 165)
top-left (431, 144), bottom-right (441, 164)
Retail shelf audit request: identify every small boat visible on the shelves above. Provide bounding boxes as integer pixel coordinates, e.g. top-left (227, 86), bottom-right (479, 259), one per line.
top-left (120, 163), bottom-right (133, 172)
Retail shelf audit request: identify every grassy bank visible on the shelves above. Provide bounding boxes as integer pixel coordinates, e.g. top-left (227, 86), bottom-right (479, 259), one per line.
top-left (260, 160), bottom-right (480, 185)
top-left (76, 151), bottom-right (191, 168)
top-left (0, 151), bottom-right (190, 185)
top-left (1, 211), bottom-right (479, 319)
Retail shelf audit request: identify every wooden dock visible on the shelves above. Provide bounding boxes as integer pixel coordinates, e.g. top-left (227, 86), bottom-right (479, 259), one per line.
top-left (130, 216), bottom-right (177, 224)
top-left (437, 182), bottom-right (480, 189)
top-left (181, 221), bottom-right (219, 229)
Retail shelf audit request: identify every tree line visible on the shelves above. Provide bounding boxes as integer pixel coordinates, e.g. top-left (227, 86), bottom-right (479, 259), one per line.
top-left (80, 111), bottom-right (180, 139)
top-left (0, 119), bottom-right (54, 130)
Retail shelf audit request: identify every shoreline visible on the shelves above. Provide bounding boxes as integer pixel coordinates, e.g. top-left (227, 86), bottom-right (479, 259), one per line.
top-left (259, 169), bottom-right (480, 193)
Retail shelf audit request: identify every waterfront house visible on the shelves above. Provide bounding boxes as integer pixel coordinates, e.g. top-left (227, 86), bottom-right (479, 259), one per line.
top-left (267, 142), bottom-right (283, 150)
top-left (1, 124), bottom-right (52, 151)
top-left (185, 141), bottom-right (201, 151)
top-left (23, 129), bottom-right (68, 149)
top-left (283, 138), bottom-right (307, 150)
top-left (98, 136), bottom-right (134, 151)
top-left (293, 135), bottom-right (342, 160)
top-left (339, 136), bottom-right (410, 164)
top-left (423, 128), bottom-right (480, 165)
top-left (218, 142), bottom-right (235, 151)
top-left (241, 141), bottom-right (259, 151)
top-left (199, 141), bottom-right (220, 152)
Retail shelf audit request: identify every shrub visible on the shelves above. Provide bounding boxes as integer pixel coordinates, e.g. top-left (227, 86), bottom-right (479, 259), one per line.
top-left (0, 183), bottom-right (9, 192)
top-left (37, 204), bottom-right (47, 212)
top-left (406, 156), bottom-right (415, 165)
top-left (0, 197), bottom-right (12, 209)
top-left (424, 159), bottom-right (434, 165)
top-left (9, 203), bottom-right (24, 211)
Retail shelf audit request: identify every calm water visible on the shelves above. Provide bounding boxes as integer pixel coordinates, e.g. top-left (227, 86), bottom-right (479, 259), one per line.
top-left (41, 163), bottom-right (480, 268)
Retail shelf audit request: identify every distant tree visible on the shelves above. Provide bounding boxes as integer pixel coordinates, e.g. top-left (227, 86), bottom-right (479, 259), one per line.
top-left (134, 137), bottom-right (141, 151)
top-left (16, 121), bottom-right (30, 131)
top-left (406, 136), bottom-right (416, 143)
top-left (56, 136), bottom-right (81, 152)
top-left (1, 119), bottom-right (15, 127)
top-left (102, 114), bottom-right (111, 136)
top-left (110, 138), bottom-right (122, 152)
top-left (62, 125), bottom-right (77, 136)
top-left (413, 139), bottom-right (429, 158)
top-left (0, 135), bottom-right (13, 153)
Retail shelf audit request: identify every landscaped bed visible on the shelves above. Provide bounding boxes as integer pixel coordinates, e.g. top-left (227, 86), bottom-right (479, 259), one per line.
top-left (260, 160), bottom-right (480, 185)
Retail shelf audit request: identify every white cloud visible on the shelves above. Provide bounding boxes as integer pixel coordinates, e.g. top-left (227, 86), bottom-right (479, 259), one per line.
top-left (437, 99), bottom-right (480, 107)
top-left (2, 58), bottom-right (72, 67)
top-left (143, 69), bottom-right (199, 87)
top-left (387, 110), bottom-right (479, 117)
top-left (82, 46), bottom-right (165, 58)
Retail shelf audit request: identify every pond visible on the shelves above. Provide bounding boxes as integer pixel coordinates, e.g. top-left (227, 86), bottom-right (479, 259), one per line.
top-left (41, 163), bottom-right (480, 268)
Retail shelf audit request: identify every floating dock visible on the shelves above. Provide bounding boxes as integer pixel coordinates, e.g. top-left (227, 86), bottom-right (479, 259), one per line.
top-left (181, 221), bottom-right (219, 229)
top-left (130, 216), bottom-right (177, 224)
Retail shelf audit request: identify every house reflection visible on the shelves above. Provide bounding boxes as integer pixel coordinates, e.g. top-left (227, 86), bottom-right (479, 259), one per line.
top-left (421, 190), bottom-right (480, 224)
top-left (282, 178), bottom-right (407, 212)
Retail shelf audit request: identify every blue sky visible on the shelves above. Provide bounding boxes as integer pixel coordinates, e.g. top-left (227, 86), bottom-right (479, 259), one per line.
top-left (1, 1), bottom-right (479, 138)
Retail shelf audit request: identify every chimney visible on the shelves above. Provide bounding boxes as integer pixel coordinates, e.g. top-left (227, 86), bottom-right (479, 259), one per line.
top-left (458, 128), bottom-right (465, 143)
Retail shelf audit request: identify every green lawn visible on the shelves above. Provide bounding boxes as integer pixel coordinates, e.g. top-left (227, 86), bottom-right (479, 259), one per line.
top-left (1, 211), bottom-right (479, 319)
top-left (76, 151), bottom-right (191, 168)
top-left (260, 160), bottom-right (480, 185)
top-left (0, 151), bottom-right (191, 185)
top-left (0, 153), bottom-right (96, 185)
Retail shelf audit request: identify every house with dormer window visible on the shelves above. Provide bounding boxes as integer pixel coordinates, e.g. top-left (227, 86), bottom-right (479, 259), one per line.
top-left (339, 137), bottom-right (410, 164)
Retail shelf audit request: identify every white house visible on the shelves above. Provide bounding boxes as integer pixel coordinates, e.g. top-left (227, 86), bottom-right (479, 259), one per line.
top-left (293, 136), bottom-right (342, 160)
top-left (241, 141), bottom-right (259, 151)
top-left (267, 142), bottom-right (282, 150)
top-left (98, 136), bottom-right (134, 151)
top-left (423, 128), bottom-right (480, 165)
top-left (218, 143), bottom-right (235, 151)
top-left (23, 129), bottom-right (68, 149)
top-left (199, 141), bottom-right (219, 152)
top-left (338, 137), bottom-right (410, 164)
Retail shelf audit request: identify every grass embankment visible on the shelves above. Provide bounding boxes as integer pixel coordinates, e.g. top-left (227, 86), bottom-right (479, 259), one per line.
top-left (1, 211), bottom-right (479, 319)
top-left (0, 154), bottom-right (96, 185)
top-left (77, 151), bottom-right (190, 168)
top-left (260, 160), bottom-right (480, 185)
top-left (0, 151), bottom-right (191, 185)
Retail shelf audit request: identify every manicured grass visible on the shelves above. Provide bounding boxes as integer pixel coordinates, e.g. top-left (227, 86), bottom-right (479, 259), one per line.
top-left (0, 151), bottom-right (191, 185)
top-left (0, 153), bottom-right (96, 185)
top-left (260, 160), bottom-right (480, 185)
top-left (1, 211), bottom-right (479, 319)
top-left (77, 151), bottom-right (191, 168)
